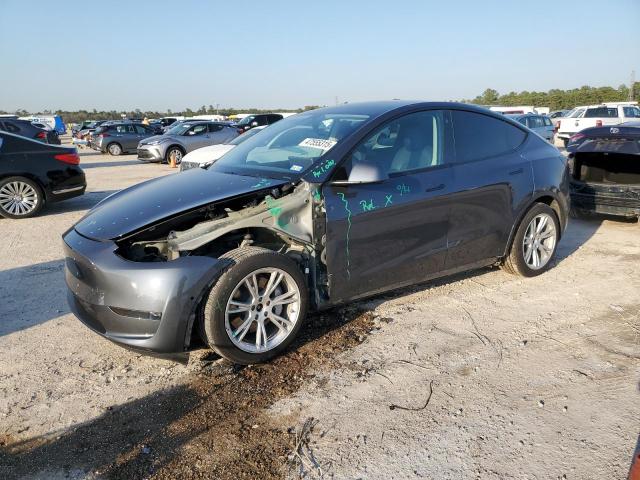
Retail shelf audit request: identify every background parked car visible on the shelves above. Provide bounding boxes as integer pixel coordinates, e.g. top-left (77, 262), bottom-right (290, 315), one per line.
top-left (180, 125), bottom-right (266, 171)
top-left (0, 131), bottom-right (85, 218)
top-left (556, 102), bottom-right (640, 146)
top-left (506, 113), bottom-right (555, 142)
top-left (91, 122), bottom-right (158, 155)
top-left (234, 113), bottom-right (283, 133)
top-left (0, 118), bottom-right (60, 144)
top-left (137, 121), bottom-right (238, 164)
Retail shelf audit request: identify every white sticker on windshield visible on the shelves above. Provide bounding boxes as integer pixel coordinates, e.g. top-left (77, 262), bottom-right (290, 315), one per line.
top-left (298, 138), bottom-right (337, 151)
top-left (290, 164), bottom-right (303, 172)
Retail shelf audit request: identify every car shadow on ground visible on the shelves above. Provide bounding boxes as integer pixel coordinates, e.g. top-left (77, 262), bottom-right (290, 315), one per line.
top-left (0, 383), bottom-right (205, 479)
top-left (0, 259), bottom-right (67, 337)
top-left (45, 189), bottom-right (119, 215)
top-left (0, 304), bottom-right (376, 479)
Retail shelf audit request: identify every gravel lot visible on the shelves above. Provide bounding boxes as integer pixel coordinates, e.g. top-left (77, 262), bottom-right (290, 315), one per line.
top-left (1, 138), bottom-right (639, 479)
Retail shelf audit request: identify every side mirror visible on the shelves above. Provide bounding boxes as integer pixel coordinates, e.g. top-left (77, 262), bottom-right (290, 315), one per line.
top-left (251, 121), bottom-right (259, 127)
top-left (332, 162), bottom-right (388, 185)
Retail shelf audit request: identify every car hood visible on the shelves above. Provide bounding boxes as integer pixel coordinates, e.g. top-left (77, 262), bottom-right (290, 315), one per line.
top-left (182, 144), bottom-right (235, 165)
top-left (74, 169), bottom-right (288, 241)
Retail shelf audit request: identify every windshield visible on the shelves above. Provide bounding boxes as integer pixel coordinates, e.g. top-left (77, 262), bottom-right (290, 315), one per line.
top-left (210, 110), bottom-right (370, 180)
top-left (165, 122), bottom-right (192, 135)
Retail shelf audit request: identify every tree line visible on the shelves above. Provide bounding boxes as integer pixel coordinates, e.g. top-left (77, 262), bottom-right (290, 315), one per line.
top-left (466, 83), bottom-right (639, 111)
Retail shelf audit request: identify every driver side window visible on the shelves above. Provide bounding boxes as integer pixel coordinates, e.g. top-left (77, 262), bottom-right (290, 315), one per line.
top-left (333, 110), bottom-right (450, 181)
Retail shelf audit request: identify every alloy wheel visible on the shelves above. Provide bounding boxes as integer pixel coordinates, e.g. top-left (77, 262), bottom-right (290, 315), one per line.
top-left (0, 181), bottom-right (38, 216)
top-left (224, 267), bottom-right (301, 353)
top-left (522, 213), bottom-right (557, 270)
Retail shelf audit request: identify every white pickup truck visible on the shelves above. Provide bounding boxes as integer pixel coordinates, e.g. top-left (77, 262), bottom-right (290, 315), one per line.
top-left (555, 102), bottom-right (640, 146)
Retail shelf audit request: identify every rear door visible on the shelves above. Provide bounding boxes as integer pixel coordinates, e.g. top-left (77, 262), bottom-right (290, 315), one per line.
top-left (445, 109), bottom-right (532, 269)
top-left (323, 109), bottom-right (455, 301)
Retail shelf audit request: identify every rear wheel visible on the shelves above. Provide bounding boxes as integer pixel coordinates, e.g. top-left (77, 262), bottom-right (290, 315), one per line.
top-left (0, 176), bottom-right (44, 219)
top-left (502, 203), bottom-right (560, 277)
top-left (107, 143), bottom-right (122, 156)
top-left (201, 247), bottom-right (308, 364)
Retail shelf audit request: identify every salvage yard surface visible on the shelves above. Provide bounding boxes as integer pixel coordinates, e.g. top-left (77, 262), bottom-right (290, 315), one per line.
top-left (1, 139), bottom-right (639, 479)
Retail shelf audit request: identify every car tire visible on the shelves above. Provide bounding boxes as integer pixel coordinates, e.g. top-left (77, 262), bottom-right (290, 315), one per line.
top-left (201, 246), bottom-right (308, 365)
top-left (165, 147), bottom-right (184, 165)
top-left (107, 143), bottom-right (122, 156)
top-left (502, 203), bottom-right (560, 277)
top-left (0, 176), bottom-right (44, 219)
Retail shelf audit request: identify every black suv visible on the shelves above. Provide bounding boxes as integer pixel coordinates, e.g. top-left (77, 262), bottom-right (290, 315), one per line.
top-left (0, 118), bottom-right (60, 144)
top-left (234, 113), bottom-right (283, 133)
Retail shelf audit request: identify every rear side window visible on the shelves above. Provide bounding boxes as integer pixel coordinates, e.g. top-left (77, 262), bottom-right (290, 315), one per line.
top-left (208, 123), bottom-right (223, 132)
top-left (543, 117), bottom-right (552, 126)
top-left (451, 110), bottom-right (526, 163)
top-left (584, 107), bottom-right (618, 118)
top-left (3, 122), bottom-right (20, 133)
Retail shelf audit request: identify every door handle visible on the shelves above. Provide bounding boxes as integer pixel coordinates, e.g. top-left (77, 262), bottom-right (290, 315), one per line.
top-left (509, 168), bottom-right (524, 176)
top-left (425, 183), bottom-right (445, 193)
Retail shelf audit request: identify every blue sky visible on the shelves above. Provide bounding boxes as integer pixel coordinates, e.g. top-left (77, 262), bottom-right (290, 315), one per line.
top-left (0, 0), bottom-right (638, 112)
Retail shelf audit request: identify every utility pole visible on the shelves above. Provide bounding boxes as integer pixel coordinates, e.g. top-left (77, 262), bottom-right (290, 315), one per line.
top-left (630, 70), bottom-right (636, 101)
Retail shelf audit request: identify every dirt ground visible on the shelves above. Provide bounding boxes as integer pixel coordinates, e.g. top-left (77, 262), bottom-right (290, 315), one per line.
top-left (0, 137), bottom-right (639, 479)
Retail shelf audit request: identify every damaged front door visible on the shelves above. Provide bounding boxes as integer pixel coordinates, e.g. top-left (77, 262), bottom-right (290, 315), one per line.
top-left (322, 109), bottom-right (454, 303)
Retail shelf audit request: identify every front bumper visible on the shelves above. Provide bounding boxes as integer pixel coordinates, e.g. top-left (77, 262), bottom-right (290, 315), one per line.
top-left (570, 181), bottom-right (640, 218)
top-left (63, 228), bottom-right (224, 357)
top-left (137, 144), bottom-right (165, 162)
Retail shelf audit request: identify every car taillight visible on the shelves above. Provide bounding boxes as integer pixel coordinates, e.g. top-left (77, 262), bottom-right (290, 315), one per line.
top-left (595, 120), bottom-right (603, 127)
top-left (569, 133), bottom-right (585, 144)
top-left (36, 131), bottom-right (47, 139)
top-left (54, 153), bottom-right (80, 165)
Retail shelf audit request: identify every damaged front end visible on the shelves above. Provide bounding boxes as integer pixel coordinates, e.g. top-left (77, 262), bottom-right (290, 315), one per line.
top-left (115, 181), bottom-right (330, 308)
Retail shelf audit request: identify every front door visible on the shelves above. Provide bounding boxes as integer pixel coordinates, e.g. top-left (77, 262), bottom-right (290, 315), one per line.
top-left (323, 109), bottom-right (455, 302)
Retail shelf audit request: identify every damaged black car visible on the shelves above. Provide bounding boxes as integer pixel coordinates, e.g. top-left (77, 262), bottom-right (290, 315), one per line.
top-left (567, 122), bottom-right (640, 221)
top-left (63, 101), bottom-right (569, 364)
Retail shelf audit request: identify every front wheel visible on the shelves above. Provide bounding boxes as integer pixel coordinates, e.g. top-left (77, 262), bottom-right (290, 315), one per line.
top-left (201, 247), bottom-right (308, 364)
top-left (165, 147), bottom-right (183, 164)
top-left (502, 203), bottom-right (560, 277)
